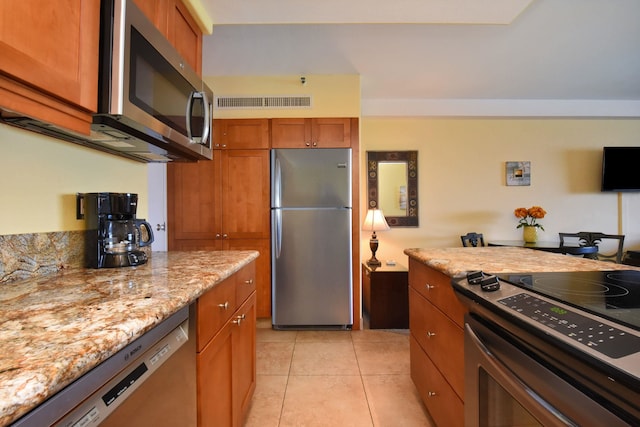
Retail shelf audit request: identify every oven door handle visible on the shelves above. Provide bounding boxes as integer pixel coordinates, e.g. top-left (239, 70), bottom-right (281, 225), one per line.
top-left (465, 323), bottom-right (579, 427)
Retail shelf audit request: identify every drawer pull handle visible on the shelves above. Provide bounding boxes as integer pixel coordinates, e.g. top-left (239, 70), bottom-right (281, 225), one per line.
top-left (218, 301), bottom-right (230, 310)
top-left (428, 391), bottom-right (437, 397)
top-left (425, 283), bottom-right (435, 290)
top-left (232, 314), bottom-right (246, 325)
top-left (427, 331), bottom-right (436, 338)
top-left (245, 279), bottom-right (254, 284)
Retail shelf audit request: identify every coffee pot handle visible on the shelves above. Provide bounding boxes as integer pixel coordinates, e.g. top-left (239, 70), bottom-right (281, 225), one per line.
top-left (135, 219), bottom-right (155, 247)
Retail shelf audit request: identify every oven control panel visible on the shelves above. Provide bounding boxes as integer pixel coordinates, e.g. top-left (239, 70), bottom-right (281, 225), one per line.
top-left (498, 293), bottom-right (640, 359)
top-left (452, 270), bottom-right (640, 382)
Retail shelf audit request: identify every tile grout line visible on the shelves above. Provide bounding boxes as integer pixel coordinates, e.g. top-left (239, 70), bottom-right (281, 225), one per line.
top-left (351, 332), bottom-right (377, 427)
top-left (276, 331), bottom-right (297, 426)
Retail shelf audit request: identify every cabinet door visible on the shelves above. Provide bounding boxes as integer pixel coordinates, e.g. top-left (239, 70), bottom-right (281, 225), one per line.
top-left (410, 335), bottom-right (464, 427)
top-left (271, 118), bottom-right (312, 148)
top-left (409, 287), bottom-right (464, 399)
top-left (313, 118), bottom-right (351, 147)
top-left (0, 0), bottom-right (99, 133)
top-left (167, 155), bottom-right (220, 248)
top-left (198, 321), bottom-right (233, 427)
top-left (232, 293), bottom-right (257, 427)
top-left (225, 240), bottom-right (270, 318)
top-left (272, 118), bottom-right (352, 148)
top-left (221, 150), bottom-right (270, 239)
top-left (168, 0), bottom-right (202, 74)
top-left (214, 119), bottom-right (270, 149)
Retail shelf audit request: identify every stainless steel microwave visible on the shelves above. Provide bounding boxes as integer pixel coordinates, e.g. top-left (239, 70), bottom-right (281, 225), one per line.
top-left (3, 0), bottom-right (213, 163)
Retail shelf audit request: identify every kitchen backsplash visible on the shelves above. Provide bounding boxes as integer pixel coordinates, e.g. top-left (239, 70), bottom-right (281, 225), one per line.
top-left (0, 231), bottom-right (85, 283)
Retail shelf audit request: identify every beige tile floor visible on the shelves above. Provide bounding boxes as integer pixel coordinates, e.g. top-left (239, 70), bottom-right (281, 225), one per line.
top-left (243, 319), bottom-right (434, 427)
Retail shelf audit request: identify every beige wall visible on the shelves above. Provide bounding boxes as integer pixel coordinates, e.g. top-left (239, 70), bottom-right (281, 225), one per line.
top-left (0, 124), bottom-right (149, 235)
top-left (361, 117), bottom-right (640, 266)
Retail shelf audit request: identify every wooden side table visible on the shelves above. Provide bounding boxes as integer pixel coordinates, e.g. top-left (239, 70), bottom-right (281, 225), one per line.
top-left (362, 262), bottom-right (409, 329)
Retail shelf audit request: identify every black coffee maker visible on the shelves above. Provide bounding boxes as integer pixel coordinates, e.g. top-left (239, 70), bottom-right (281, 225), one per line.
top-left (83, 192), bottom-right (154, 268)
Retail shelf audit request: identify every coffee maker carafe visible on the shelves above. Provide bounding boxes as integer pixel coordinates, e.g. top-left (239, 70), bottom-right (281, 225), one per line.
top-left (83, 192), bottom-right (154, 268)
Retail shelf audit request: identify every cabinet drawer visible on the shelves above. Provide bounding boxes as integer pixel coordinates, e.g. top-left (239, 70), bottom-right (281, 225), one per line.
top-left (235, 261), bottom-right (256, 306)
top-left (197, 276), bottom-right (237, 351)
top-left (409, 287), bottom-right (464, 399)
top-left (410, 335), bottom-right (464, 427)
top-left (408, 258), bottom-right (466, 328)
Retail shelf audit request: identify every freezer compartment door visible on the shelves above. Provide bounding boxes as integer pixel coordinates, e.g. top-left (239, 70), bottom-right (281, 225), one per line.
top-left (272, 208), bottom-right (353, 327)
top-left (271, 148), bottom-right (352, 208)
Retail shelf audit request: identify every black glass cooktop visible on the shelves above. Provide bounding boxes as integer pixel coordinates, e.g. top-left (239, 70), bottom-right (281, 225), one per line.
top-left (495, 270), bottom-right (640, 331)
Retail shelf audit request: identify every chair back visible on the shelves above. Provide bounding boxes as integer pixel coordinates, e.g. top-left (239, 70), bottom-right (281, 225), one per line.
top-left (559, 232), bottom-right (625, 263)
top-left (461, 232), bottom-right (485, 247)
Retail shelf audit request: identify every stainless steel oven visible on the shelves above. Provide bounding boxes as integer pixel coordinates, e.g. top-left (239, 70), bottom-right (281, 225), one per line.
top-left (465, 314), bottom-right (627, 426)
top-left (453, 271), bottom-right (640, 427)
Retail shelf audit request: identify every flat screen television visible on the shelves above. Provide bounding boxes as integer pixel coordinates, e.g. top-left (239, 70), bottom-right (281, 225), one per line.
top-left (601, 146), bottom-right (640, 192)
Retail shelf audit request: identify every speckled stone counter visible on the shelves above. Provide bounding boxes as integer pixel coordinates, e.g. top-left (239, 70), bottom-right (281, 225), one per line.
top-left (404, 246), bottom-right (640, 278)
top-left (0, 250), bottom-right (258, 426)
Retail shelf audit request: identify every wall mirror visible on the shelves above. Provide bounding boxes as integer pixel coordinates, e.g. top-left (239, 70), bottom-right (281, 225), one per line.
top-left (367, 151), bottom-right (418, 227)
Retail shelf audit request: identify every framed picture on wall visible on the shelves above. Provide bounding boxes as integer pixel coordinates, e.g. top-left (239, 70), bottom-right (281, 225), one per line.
top-left (506, 161), bottom-right (531, 186)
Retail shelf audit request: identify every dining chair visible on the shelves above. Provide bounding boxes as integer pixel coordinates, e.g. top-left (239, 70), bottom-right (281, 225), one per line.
top-left (461, 232), bottom-right (485, 247)
top-left (558, 232), bottom-right (625, 263)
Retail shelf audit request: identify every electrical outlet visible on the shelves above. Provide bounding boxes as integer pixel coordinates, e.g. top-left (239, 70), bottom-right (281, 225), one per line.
top-left (76, 193), bottom-right (85, 220)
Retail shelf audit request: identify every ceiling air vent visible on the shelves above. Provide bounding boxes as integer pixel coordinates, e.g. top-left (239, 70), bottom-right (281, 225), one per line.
top-left (215, 96), bottom-right (312, 109)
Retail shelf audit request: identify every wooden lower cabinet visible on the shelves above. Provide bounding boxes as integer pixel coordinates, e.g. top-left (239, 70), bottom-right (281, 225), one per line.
top-left (408, 257), bottom-right (466, 427)
top-left (197, 262), bottom-right (256, 427)
top-left (410, 335), bottom-right (463, 427)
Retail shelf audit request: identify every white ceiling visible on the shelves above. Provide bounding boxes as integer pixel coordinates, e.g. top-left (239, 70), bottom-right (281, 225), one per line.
top-left (200, 0), bottom-right (640, 116)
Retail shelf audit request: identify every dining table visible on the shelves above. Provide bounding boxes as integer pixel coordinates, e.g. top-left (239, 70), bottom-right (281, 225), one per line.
top-left (487, 240), bottom-right (599, 256)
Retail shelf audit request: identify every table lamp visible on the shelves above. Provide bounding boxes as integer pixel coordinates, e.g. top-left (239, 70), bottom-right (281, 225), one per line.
top-left (362, 208), bottom-right (390, 266)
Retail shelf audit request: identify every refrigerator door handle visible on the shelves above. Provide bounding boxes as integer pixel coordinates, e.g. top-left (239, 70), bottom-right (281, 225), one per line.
top-left (274, 157), bottom-right (282, 208)
top-left (275, 209), bottom-right (282, 258)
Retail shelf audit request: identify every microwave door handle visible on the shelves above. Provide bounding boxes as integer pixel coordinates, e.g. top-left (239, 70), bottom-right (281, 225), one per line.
top-left (185, 91), bottom-right (210, 144)
top-left (200, 91), bottom-right (211, 145)
top-left (186, 92), bottom-right (195, 140)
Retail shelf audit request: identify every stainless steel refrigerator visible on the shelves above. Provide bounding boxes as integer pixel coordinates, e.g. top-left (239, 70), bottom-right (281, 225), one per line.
top-left (271, 148), bottom-right (353, 329)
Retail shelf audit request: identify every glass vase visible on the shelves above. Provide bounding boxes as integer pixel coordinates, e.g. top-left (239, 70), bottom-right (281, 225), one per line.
top-left (523, 226), bottom-right (538, 243)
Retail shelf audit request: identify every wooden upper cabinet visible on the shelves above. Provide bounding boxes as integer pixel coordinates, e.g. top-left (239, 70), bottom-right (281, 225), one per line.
top-left (167, 149), bottom-right (270, 245)
top-left (0, 0), bottom-right (99, 133)
top-left (133, 0), bottom-right (202, 74)
top-left (214, 119), bottom-right (270, 150)
top-left (168, 0), bottom-right (202, 75)
top-left (167, 158), bottom-right (219, 243)
top-left (221, 150), bottom-right (270, 240)
top-left (272, 118), bottom-right (351, 148)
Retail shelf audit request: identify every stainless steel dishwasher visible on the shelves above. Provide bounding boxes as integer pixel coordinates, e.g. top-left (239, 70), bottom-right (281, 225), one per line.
top-left (12, 305), bottom-right (197, 427)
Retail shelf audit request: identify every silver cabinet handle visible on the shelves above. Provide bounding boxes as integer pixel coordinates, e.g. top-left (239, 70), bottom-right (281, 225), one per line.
top-left (425, 283), bottom-right (435, 290)
top-left (232, 314), bottom-right (246, 325)
top-left (427, 392), bottom-right (437, 397)
top-left (218, 301), bottom-right (229, 310)
top-left (427, 331), bottom-right (436, 338)
top-left (244, 279), bottom-right (254, 285)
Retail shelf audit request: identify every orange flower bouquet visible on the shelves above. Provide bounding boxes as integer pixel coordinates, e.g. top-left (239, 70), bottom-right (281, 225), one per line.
top-left (514, 206), bottom-right (546, 231)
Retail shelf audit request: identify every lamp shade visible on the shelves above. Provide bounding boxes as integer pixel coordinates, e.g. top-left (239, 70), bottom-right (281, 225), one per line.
top-left (362, 209), bottom-right (390, 232)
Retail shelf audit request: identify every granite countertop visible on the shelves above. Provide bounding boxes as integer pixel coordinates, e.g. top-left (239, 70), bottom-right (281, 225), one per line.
top-left (0, 250), bottom-right (258, 426)
top-left (404, 246), bottom-right (640, 277)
